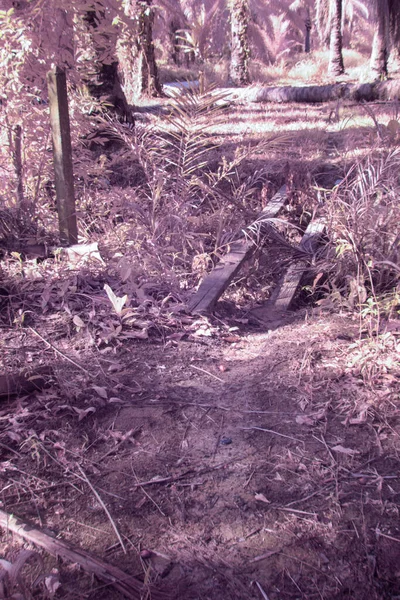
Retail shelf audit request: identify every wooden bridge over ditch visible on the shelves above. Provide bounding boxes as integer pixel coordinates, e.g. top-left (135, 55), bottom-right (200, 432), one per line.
top-left (187, 185), bottom-right (326, 318)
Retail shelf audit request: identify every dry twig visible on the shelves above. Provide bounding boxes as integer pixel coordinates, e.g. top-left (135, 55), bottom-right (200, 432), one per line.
top-left (28, 327), bottom-right (91, 374)
top-left (189, 364), bottom-right (225, 382)
top-left (77, 464), bottom-right (127, 554)
top-left (241, 426), bottom-right (304, 445)
top-left (254, 580), bottom-right (271, 600)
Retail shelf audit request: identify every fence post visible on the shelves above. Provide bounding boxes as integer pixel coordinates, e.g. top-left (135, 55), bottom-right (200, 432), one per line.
top-left (47, 67), bottom-right (78, 245)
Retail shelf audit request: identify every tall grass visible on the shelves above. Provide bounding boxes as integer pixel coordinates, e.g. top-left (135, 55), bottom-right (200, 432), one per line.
top-left (320, 148), bottom-right (400, 319)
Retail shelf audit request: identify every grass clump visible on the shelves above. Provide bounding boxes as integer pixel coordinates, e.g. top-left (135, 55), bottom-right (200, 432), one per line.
top-left (318, 148), bottom-right (400, 321)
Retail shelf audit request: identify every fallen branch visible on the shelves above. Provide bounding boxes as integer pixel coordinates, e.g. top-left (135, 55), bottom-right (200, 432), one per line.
top-left (0, 509), bottom-right (167, 600)
top-left (77, 465), bottom-right (127, 554)
top-left (127, 456), bottom-right (249, 488)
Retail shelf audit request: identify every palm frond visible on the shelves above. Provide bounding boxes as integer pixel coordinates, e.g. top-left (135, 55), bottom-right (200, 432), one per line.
top-left (315, 0), bottom-right (331, 42)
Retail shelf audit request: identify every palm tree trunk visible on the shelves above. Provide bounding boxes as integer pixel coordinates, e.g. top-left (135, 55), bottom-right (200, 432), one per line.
top-left (229, 0), bottom-right (250, 86)
top-left (135, 0), bottom-right (161, 97)
top-left (370, 0), bottom-right (389, 78)
top-left (118, 0), bottom-right (161, 102)
top-left (83, 8), bottom-right (132, 121)
top-left (304, 7), bottom-right (312, 53)
top-left (388, 0), bottom-right (400, 64)
top-left (328, 0), bottom-right (344, 76)
top-left (389, 0), bottom-right (400, 55)
top-left (169, 20), bottom-right (181, 65)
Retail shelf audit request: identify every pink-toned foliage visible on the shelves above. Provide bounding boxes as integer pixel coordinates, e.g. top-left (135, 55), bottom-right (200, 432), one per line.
top-left (0, 0), bottom-right (126, 215)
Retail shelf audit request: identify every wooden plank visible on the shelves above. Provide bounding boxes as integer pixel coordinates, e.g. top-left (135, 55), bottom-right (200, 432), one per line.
top-left (254, 185), bottom-right (288, 226)
top-left (0, 509), bottom-right (166, 600)
top-left (272, 217), bottom-right (326, 311)
top-left (187, 239), bottom-right (253, 314)
top-left (47, 67), bottom-right (78, 246)
top-left (188, 185), bottom-right (288, 314)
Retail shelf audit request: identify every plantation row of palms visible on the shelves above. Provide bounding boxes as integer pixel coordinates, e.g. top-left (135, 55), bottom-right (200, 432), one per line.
top-left (1, 0), bottom-right (400, 226)
top-left (2, 0), bottom-right (399, 111)
top-left (162, 0), bottom-right (400, 85)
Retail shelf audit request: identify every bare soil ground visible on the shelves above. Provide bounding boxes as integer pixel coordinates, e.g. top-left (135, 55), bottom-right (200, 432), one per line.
top-left (1, 308), bottom-right (400, 600)
top-left (1, 98), bottom-right (400, 599)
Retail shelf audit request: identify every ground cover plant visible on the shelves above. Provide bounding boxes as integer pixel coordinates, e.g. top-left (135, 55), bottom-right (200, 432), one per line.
top-left (1, 1), bottom-right (400, 599)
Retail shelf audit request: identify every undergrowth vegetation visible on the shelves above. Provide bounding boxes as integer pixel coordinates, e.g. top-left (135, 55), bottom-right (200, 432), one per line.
top-left (1, 45), bottom-right (400, 600)
top-left (2, 2), bottom-right (400, 598)
top-left (318, 148), bottom-right (400, 311)
top-left (0, 56), bottom-right (399, 395)
top-left (1, 82), bottom-right (400, 325)
top-left (78, 84), bottom-right (288, 294)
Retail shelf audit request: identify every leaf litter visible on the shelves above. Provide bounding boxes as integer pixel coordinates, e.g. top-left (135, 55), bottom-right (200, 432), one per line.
top-left (0, 291), bottom-right (399, 599)
top-left (0, 99), bottom-right (400, 599)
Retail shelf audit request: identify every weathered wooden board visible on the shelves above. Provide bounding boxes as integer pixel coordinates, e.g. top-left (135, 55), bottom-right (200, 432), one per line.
top-left (187, 238), bottom-right (253, 314)
top-left (272, 217), bottom-right (326, 311)
top-left (0, 509), bottom-right (166, 600)
top-left (188, 185), bottom-right (287, 314)
top-left (253, 184), bottom-right (288, 227)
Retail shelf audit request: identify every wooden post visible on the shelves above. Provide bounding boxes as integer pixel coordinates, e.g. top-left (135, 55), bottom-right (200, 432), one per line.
top-left (47, 67), bottom-right (78, 245)
top-left (13, 125), bottom-right (25, 209)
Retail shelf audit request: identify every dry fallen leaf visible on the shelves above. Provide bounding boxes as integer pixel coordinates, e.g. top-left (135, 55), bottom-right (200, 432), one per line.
top-left (73, 315), bottom-right (85, 329)
top-left (255, 492), bottom-right (270, 504)
top-left (120, 329), bottom-right (148, 340)
top-left (45, 571), bottom-right (61, 597)
top-left (331, 445), bottom-right (360, 456)
top-left (221, 335), bottom-right (241, 343)
top-left (92, 386), bottom-right (108, 399)
top-left (6, 431), bottom-right (22, 443)
top-left (295, 415), bottom-right (315, 426)
top-left (193, 327), bottom-right (213, 337)
top-left (347, 412), bottom-right (368, 425)
top-left (104, 284), bottom-right (128, 316)
top-left (107, 363), bottom-right (123, 373)
top-left (72, 406), bottom-right (96, 421)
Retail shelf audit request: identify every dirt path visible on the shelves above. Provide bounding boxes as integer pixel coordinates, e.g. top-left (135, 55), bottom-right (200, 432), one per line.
top-left (2, 309), bottom-right (399, 599)
top-left (122, 313), bottom-right (399, 600)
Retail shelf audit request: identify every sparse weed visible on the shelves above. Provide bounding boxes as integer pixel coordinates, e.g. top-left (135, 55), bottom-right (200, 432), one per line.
top-left (344, 331), bottom-right (400, 392)
top-left (287, 56), bottom-right (325, 83)
top-left (320, 147), bottom-right (400, 316)
top-left (84, 83), bottom-right (286, 296)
